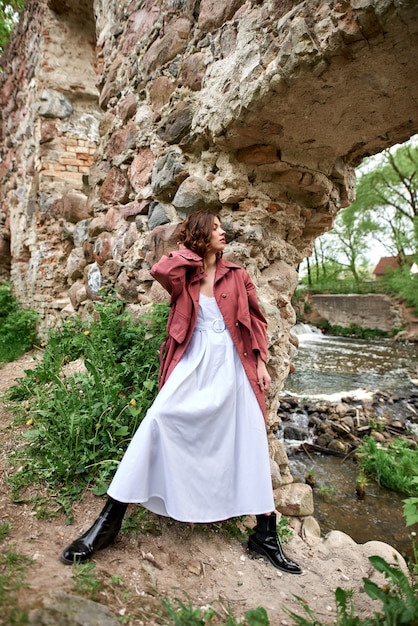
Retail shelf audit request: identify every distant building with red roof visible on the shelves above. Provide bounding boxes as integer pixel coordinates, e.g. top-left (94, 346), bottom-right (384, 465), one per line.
top-left (373, 256), bottom-right (400, 278)
top-left (373, 255), bottom-right (416, 279)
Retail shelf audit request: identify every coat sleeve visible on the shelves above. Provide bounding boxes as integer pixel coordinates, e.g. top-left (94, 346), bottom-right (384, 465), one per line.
top-left (150, 250), bottom-right (203, 301)
top-left (244, 271), bottom-right (269, 363)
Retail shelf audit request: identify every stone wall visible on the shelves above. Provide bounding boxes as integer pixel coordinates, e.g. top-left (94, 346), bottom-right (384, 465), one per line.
top-left (310, 294), bottom-right (404, 332)
top-left (1, 0), bottom-right (418, 427)
top-left (0, 0), bottom-right (100, 322)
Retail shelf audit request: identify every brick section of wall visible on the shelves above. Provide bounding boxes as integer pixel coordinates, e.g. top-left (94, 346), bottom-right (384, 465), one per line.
top-left (40, 138), bottom-right (97, 180)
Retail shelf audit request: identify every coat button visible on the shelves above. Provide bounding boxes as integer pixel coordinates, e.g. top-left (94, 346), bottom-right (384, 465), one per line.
top-left (221, 293), bottom-right (227, 298)
top-left (243, 352), bottom-right (247, 357)
top-left (235, 322), bottom-right (239, 326)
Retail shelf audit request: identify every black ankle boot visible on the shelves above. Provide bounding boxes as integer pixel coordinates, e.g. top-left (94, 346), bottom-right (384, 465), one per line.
top-left (248, 513), bottom-right (302, 574)
top-left (60, 498), bottom-right (128, 565)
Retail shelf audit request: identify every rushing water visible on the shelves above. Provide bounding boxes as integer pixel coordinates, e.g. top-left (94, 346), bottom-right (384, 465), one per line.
top-left (286, 325), bottom-right (418, 397)
top-left (282, 326), bottom-right (418, 559)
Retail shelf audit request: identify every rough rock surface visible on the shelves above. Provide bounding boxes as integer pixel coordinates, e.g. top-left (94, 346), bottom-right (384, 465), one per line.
top-left (277, 388), bottom-right (418, 456)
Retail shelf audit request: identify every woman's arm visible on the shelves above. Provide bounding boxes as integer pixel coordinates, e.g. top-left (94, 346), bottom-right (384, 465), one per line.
top-left (150, 249), bottom-right (203, 299)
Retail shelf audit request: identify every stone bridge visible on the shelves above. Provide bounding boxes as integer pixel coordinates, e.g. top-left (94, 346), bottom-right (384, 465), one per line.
top-left (1, 0), bottom-right (418, 427)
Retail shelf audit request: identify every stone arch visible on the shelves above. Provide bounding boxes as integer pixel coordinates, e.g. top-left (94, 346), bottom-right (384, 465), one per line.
top-left (1, 0), bottom-right (417, 403)
top-left (105, 0), bottom-right (416, 424)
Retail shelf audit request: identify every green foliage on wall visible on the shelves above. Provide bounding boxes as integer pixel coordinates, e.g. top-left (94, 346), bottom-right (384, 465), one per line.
top-left (0, 0), bottom-right (24, 55)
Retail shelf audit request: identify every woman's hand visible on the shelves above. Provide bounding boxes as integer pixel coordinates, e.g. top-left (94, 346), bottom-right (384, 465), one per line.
top-left (256, 357), bottom-right (271, 392)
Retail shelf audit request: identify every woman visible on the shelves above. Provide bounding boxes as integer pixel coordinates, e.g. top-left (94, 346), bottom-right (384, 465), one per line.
top-left (60, 211), bottom-right (302, 575)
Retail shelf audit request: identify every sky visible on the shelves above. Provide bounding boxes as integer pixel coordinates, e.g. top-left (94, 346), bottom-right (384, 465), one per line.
top-left (365, 240), bottom-right (388, 267)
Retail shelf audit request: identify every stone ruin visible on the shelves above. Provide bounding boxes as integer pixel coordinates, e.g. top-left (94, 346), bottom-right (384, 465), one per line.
top-left (0, 0), bottom-right (418, 514)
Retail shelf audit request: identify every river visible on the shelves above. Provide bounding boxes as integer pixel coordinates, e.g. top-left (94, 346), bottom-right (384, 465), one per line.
top-left (285, 324), bottom-right (418, 397)
top-left (281, 325), bottom-right (418, 559)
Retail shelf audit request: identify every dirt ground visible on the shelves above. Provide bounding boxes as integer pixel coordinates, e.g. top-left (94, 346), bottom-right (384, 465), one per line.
top-left (0, 354), bottom-right (410, 625)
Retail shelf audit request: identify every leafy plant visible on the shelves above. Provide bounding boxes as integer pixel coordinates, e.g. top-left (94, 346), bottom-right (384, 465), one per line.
top-left (276, 515), bottom-right (294, 544)
top-left (7, 295), bottom-right (169, 516)
top-left (355, 436), bottom-right (418, 496)
top-left (210, 516), bottom-right (248, 542)
top-left (355, 473), bottom-right (368, 500)
top-left (244, 608), bottom-right (270, 626)
top-left (403, 493), bottom-right (418, 527)
top-left (303, 300), bottom-right (312, 314)
top-left (304, 469), bottom-right (317, 488)
top-left (364, 555), bottom-right (418, 625)
top-left (120, 506), bottom-right (162, 538)
top-left (318, 484), bottom-right (336, 501)
top-left (71, 561), bottom-right (103, 598)
top-left (0, 281), bottom-right (39, 363)
top-left (285, 555), bottom-right (418, 625)
top-left (315, 319), bottom-right (391, 339)
top-left (403, 488), bottom-right (418, 576)
top-left (159, 598), bottom-right (270, 626)
top-left (287, 587), bottom-right (367, 625)
top-left (161, 597), bottom-right (216, 625)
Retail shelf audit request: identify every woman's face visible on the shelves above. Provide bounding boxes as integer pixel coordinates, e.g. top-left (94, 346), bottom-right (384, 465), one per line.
top-left (207, 217), bottom-right (226, 256)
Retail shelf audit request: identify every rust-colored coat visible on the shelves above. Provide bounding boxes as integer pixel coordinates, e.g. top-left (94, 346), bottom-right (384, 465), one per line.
top-left (150, 249), bottom-right (269, 422)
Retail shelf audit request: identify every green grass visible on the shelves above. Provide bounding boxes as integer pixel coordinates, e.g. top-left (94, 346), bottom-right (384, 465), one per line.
top-left (380, 267), bottom-right (418, 317)
top-left (71, 560), bottom-right (104, 598)
top-left (0, 524), bottom-right (31, 625)
top-left (355, 436), bottom-right (418, 496)
top-left (159, 599), bottom-right (270, 625)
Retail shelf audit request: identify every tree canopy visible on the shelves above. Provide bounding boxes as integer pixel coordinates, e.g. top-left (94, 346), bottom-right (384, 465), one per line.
top-left (354, 140), bottom-right (418, 263)
top-left (303, 138), bottom-right (418, 287)
top-left (0, 0), bottom-right (24, 56)
top-left (300, 136), bottom-right (418, 312)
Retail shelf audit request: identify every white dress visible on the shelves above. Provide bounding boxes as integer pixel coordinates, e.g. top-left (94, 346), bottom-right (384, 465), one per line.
top-left (107, 293), bottom-right (274, 522)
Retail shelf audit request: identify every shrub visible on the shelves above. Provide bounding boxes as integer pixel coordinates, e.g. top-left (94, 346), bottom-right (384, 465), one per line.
top-left (7, 294), bottom-right (169, 516)
top-left (380, 266), bottom-right (418, 316)
top-left (355, 436), bottom-right (418, 496)
top-left (285, 555), bottom-right (418, 625)
top-left (316, 319), bottom-right (392, 339)
top-left (0, 282), bottom-right (39, 363)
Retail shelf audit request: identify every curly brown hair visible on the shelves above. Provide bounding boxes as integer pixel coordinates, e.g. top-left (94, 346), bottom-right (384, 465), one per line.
top-left (177, 211), bottom-right (218, 258)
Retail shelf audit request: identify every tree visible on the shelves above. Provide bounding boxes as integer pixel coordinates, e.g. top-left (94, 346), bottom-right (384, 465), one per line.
top-left (303, 204), bottom-right (375, 288)
top-left (354, 139), bottom-right (418, 263)
top-left (303, 237), bottom-right (345, 289)
top-left (0, 0), bottom-right (23, 55)
top-left (326, 204), bottom-right (377, 283)
top-left (302, 137), bottom-right (418, 289)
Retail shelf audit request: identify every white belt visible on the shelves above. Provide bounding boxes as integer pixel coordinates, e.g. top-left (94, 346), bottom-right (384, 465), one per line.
top-left (195, 318), bottom-right (226, 333)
